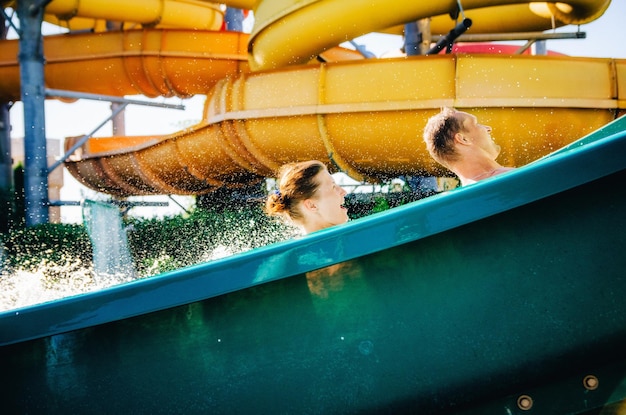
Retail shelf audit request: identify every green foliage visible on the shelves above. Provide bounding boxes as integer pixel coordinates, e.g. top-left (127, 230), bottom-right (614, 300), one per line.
top-left (1, 191), bottom-right (422, 280)
top-left (125, 205), bottom-right (296, 276)
top-left (2, 223), bottom-right (93, 272)
top-left (371, 196), bottom-right (390, 213)
top-left (1, 205), bottom-right (296, 279)
top-left (0, 187), bottom-right (12, 234)
top-left (0, 163), bottom-right (25, 233)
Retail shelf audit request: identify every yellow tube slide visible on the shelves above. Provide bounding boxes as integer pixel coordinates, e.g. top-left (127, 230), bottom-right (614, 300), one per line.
top-left (0, 29), bottom-right (249, 101)
top-left (249, 0), bottom-right (611, 70)
top-left (64, 54), bottom-right (626, 196)
top-left (44, 0), bottom-right (223, 30)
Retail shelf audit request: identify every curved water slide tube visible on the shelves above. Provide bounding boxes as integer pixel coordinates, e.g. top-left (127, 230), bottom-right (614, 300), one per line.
top-left (248, 0), bottom-right (612, 70)
top-left (37, 0), bottom-right (224, 31)
top-left (0, 29), bottom-right (249, 100)
top-left (1, 0), bottom-right (624, 196)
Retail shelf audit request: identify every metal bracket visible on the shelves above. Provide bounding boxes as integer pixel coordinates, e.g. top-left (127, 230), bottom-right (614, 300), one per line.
top-left (1, 7), bottom-right (21, 36)
top-left (48, 102), bottom-right (129, 174)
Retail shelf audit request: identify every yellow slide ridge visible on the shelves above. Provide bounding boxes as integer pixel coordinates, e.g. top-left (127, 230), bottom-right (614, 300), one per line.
top-left (0, 0), bottom-right (623, 197)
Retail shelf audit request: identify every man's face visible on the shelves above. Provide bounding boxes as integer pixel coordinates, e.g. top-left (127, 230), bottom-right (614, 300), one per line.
top-left (459, 112), bottom-right (501, 159)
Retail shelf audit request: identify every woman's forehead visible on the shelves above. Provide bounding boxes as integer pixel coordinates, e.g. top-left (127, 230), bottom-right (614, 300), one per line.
top-left (316, 170), bottom-right (334, 186)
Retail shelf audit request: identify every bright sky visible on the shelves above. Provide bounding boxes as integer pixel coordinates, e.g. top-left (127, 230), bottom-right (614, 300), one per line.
top-left (6, 1), bottom-right (626, 223)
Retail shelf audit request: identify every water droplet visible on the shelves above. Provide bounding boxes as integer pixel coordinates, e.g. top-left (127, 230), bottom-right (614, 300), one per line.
top-left (358, 340), bottom-right (374, 355)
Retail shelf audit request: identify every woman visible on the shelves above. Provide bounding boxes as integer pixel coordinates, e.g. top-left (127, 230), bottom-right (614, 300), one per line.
top-left (265, 160), bottom-right (349, 234)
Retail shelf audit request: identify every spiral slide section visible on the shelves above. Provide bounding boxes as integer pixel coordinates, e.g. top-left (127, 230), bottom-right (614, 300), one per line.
top-left (248, 0), bottom-right (612, 70)
top-left (1, 0), bottom-right (624, 197)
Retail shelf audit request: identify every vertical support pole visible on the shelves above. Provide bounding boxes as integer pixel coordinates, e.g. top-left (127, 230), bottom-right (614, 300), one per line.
top-left (106, 20), bottom-right (126, 137)
top-left (225, 8), bottom-right (243, 31)
top-left (417, 19), bottom-right (432, 55)
top-left (110, 102), bottom-right (126, 135)
top-left (404, 22), bottom-right (420, 56)
top-left (0, 103), bottom-right (11, 233)
top-left (224, 7), bottom-right (243, 32)
top-left (404, 19), bottom-right (431, 57)
top-left (1, 6), bottom-right (13, 232)
top-left (534, 40), bottom-right (547, 55)
top-left (17, 0), bottom-right (49, 226)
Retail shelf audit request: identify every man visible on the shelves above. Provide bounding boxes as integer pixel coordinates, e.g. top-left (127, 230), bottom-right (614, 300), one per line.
top-left (423, 107), bottom-right (515, 186)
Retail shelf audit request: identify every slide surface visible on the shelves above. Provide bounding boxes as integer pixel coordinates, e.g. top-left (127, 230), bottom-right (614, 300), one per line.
top-left (2, 117), bottom-right (626, 413)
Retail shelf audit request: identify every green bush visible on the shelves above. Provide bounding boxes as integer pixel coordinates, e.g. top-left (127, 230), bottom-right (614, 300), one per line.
top-left (1, 204), bottom-right (296, 280)
top-left (2, 223), bottom-right (93, 273)
top-left (1, 191), bottom-right (424, 279)
top-left (125, 205), bottom-right (297, 276)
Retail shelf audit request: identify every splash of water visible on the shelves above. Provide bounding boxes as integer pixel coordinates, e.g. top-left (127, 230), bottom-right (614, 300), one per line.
top-left (0, 257), bottom-right (133, 312)
top-left (0, 232), bottom-right (296, 312)
top-left (0, 206), bottom-right (300, 312)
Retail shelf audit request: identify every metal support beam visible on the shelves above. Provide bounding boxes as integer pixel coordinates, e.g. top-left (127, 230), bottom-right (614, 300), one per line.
top-left (417, 19), bottom-right (432, 55)
top-left (45, 89), bottom-right (186, 109)
top-left (48, 103), bottom-right (129, 174)
top-left (17, 0), bottom-right (49, 227)
top-left (348, 40), bottom-right (375, 58)
top-left (404, 21), bottom-right (420, 56)
top-left (168, 195), bottom-right (190, 214)
top-left (404, 18), bottom-right (433, 56)
top-left (47, 87), bottom-right (189, 174)
top-left (1, 11), bottom-right (13, 233)
top-left (0, 103), bottom-right (11, 233)
top-left (1, 7), bottom-right (20, 36)
top-left (0, 12), bottom-right (12, 196)
top-left (534, 40), bottom-right (548, 55)
top-left (432, 31), bottom-right (585, 43)
top-left (225, 7), bottom-right (244, 31)
top-left (0, 103), bottom-right (11, 191)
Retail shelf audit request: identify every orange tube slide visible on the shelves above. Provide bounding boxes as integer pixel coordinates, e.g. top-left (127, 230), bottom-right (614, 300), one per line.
top-left (0, 29), bottom-right (249, 101)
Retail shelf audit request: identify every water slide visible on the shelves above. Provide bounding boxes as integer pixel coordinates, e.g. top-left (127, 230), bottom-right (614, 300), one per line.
top-left (3, 116), bottom-right (626, 412)
top-left (3, 2), bottom-right (626, 411)
top-left (1, 0), bottom-right (624, 196)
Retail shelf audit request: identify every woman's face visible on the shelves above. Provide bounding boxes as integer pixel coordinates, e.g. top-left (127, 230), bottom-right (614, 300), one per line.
top-left (304, 169), bottom-right (349, 233)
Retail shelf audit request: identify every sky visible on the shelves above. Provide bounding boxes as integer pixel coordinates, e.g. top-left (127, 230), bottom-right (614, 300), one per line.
top-left (6, 1), bottom-right (626, 223)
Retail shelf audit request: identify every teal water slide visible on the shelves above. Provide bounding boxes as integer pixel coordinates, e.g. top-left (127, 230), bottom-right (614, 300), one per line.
top-left (1, 116), bottom-right (626, 413)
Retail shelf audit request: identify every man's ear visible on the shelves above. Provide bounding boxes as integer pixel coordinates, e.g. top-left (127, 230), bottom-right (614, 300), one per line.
top-left (454, 132), bottom-right (470, 145)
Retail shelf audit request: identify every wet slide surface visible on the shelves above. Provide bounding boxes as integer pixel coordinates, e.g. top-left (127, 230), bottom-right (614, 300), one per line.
top-left (1, 115), bottom-right (625, 413)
